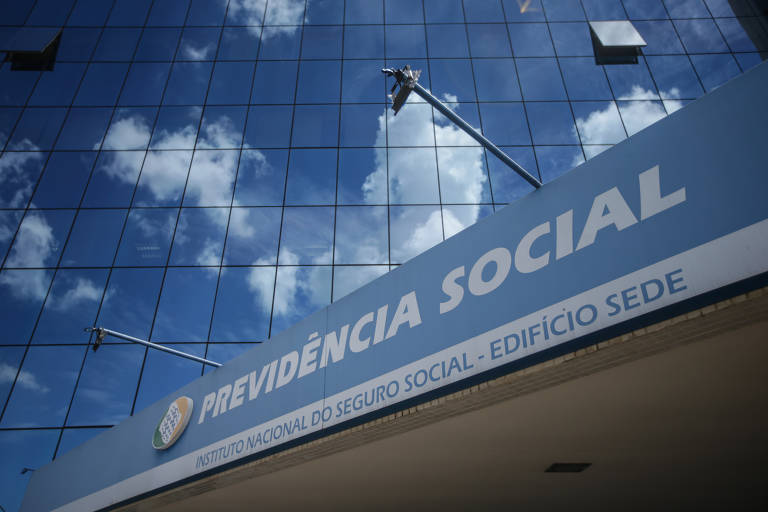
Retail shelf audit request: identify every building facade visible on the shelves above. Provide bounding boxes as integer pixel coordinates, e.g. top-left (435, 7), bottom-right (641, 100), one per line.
top-left (0, 0), bottom-right (766, 510)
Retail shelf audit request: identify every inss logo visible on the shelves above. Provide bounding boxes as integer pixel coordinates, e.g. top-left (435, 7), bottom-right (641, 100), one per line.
top-left (153, 397), bottom-right (194, 450)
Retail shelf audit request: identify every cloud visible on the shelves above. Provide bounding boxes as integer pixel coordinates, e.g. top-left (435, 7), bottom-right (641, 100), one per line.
top-left (0, 362), bottom-right (49, 393)
top-left (573, 102), bottom-right (626, 146)
top-left (101, 115), bottom-right (152, 150)
top-left (228, 0), bottom-right (304, 36)
top-left (3, 213), bottom-right (54, 270)
top-left (0, 150), bottom-right (45, 208)
top-left (48, 277), bottom-right (103, 312)
top-left (181, 43), bottom-right (215, 60)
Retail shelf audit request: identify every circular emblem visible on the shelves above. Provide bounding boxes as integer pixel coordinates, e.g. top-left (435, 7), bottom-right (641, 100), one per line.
top-left (152, 396), bottom-right (194, 450)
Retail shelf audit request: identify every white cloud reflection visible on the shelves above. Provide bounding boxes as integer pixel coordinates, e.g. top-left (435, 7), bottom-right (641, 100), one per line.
top-left (0, 362), bottom-right (49, 393)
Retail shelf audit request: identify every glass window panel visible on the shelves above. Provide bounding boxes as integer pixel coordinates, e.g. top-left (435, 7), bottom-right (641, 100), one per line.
top-left (605, 61), bottom-right (660, 99)
top-left (178, 28), bottom-right (220, 61)
top-left (153, 268), bottom-right (218, 342)
top-left (82, 151), bottom-right (144, 208)
top-left (583, 144), bottom-right (612, 160)
top-left (426, 25), bottom-right (469, 59)
top-left (386, 25), bottom-right (427, 59)
top-left (517, 58), bottom-right (567, 100)
top-left (134, 150), bottom-right (191, 206)
top-left (55, 108), bottom-right (112, 151)
top-left (32, 268), bottom-right (108, 344)
top-left (271, 265), bottom-right (332, 336)
top-left (689, 53), bottom-right (741, 92)
top-left (150, 106), bottom-right (202, 150)
top-left (57, 28), bottom-right (101, 61)
top-left (107, 0), bottom-right (152, 26)
top-left (386, 103), bottom-right (435, 147)
top-left (135, 28), bottom-right (182, 61)
top-left (581, 0), bottom-right (626, 20)
top-left (616, 100), bottom-right (667, 136)
top-left (716, 18), bottom-right (768, 52)
top-left (536, 145), bottom-right (584, 182)
top-left (208, 62), bottom-right (255, 105)
top-left (443, 204), bottom-right (494, 238)
top-left (119, 62), bottom-right (171, 106)
top-left (164, 62), bottom-right (213, 105)
top-left (306, 0), bottom-right (345, 24)
top-left (559, 57), bottom-right (613, 100)
top-left (346, 0), bottom-right (383, 23)
top-left (478, 102), bottom-right (531, 145)
top-left (170, 207), bottom-right (228, 265)
top-left (434, 102), bottom-right (482, 147)
top-left (66, 344), bottom-right (144, 426)
top-left (0, 269), bottom-right (53, 343)
top-left (340, 104), bottom-right (384, 147)
top-left (296, 60), bottom-right (341, 103)
top-left (197, 106), bottom-right (247, 149)
top-left (734, 53), bottom-right (764, 72)
top-left (526, 102), bottom-right (579, 145)
top-left (0, 211), bottom-right (24, 262)
top-left (263, 0), bottom-right (304, 25)
top-left (429, 60), bottom-right (477, 103)
top-left (301, 26), bottom-right (342, 59)
top-left (0, 151), bottom-right (47, 208)
top-left (61, 209), bottom-right (126, 267)
top-left (549, 22), bottom-right (594, 56)
top-left (633, 21), bottom-right (685, 55)
top-left (115, 208), bottom-right (177, 265)
top-left (342, 59), bottom-right (386, 103)
top-left (541, 0), bottom-right (585, 21)
top-left (211, 267), bottom-right (274, 341)
top-left (279, 207), bottom-right (335, 264)
top-left (219, 27), bottom-right (262, 60)
top-left (28, 63), bottom-right (86, 107)
top-left (0, 431), bottom-right (58, 512)
top-left (252, 60), bottom-right (298, 104)
top-left (0, 66), bottom-right (39, 106)
top-left (487, 146), bottom-right (538, 203)
top-left (74, 63), bottom-right (129, 107)
top-left (437, 147), bottom-right (491, 203)
top-left (187, 0), bottom-right (227, 26)
top-left (32, 152), bottom-right (97, 208)
top-left (589, 21), bottom-right (647, 47)
top-left (8, 108), bottom-right (66, 151)
top-left (57, 428), bottom-right (108, 456)
top-left (503, 0), bottom-right (546, 21)
top-left (93, 28), bottom-right (141, 61)
top-left (285, 149), bottom-right (336, 205)
top-left (244, 105), bottom-right (292, 148)
top-left (464, 0), bottom-right (505, 22)
top-left (572, 101), bottom-right (627, 145)
top-left (234, 149), bottom-right (288, 206)
top-left (6, 210), bottom-right (75, 268)
top-left (389, 205), bottom-right (442, 263)
top-left (332, 265), bottom-right (389, 301)
top-left (674, 19), bottom-right (730, 53)
top-left (467, 24), bottom-right (513, 57)
top-left (334, 206), bottom-right (388, 264)
top-left (97, 268), bottom-right (163, 341)
top-left (704, 0), bottom-right (755, 16)
top-left (0, 2), bottom-right (34, 24)
top-left (0, 346), bottom-right (83, 427)
top-left (646, 55), bottom-right (705, 100)
top-left (0, 108), bottom-right (21, 149)
top-left (223, 207), bottom-right (282, 264)
top-left (225, 0), bottom-right (265, 24)
top-left (424, 0), bottom-right (464, 22)
top-left (509, 22), bottom-right (555, 56)
top-left (183, 150), bottom-right (239, 206)
top-left (664, 0), bottom-right (710, 18)
top-left (258, 27), bottom-right (302, 60)
top-left (472, 58), bottom-right (521, 101)
top-left (147, 0), bottom-right (190, 26)
top-left (203, 344), bottom-right (258, 371)
top-left (623, 0), bottom-right (669, 19)
top-left (386, 0), bottom-right (424, 23)
top-left (133, 343), bottom-right (205, 413)
top-left (103, 107), bottom-right (156, 150)
top-left (291, 105), bottom-right (339, 147)
top-left (0, 347), bottom-right (25, 406)
top-left (338, 148), bottom-right (387, 205)
top-left (388, 148), bottom-right (440, 204)
top-left (344, 25), bottom-right (385, 59)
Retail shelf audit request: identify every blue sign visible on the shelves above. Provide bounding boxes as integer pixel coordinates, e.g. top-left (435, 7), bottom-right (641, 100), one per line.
top-left (22, 61), bottom-right (768, 512)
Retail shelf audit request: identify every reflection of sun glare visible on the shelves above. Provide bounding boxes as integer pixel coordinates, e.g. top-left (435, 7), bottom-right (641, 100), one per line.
top-left (517, 0), bottom-right (537, 13)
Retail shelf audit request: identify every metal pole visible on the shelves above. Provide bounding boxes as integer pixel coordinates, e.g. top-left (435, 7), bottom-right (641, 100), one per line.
top-left (410, 82), bottom-right (542, 189)
top-left (85, 327), bottom-right (222, 367)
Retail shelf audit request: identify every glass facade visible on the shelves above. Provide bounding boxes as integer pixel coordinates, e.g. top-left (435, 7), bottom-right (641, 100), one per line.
top-left (0, 0), bottom-right (766, 509)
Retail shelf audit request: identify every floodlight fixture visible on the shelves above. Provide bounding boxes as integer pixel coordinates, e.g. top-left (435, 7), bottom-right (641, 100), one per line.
top-left (382, 65), bottom-right (542, 189)
top-left (84, 326), bottom-right (222, 367)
